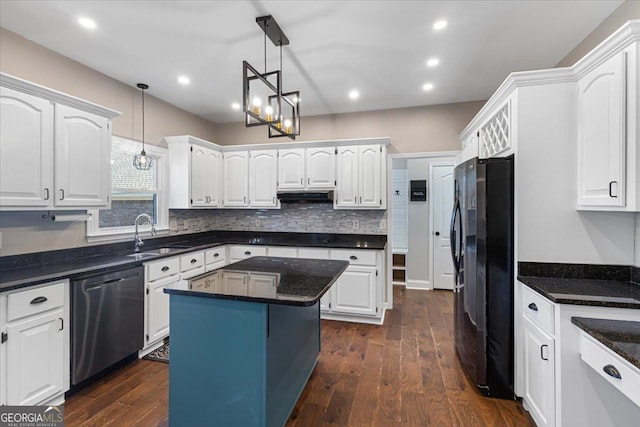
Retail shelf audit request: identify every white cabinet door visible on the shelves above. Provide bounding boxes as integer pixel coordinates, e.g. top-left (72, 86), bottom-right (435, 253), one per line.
top-left (335, 146), bottom-right (359, 207)
top-left (147, 277), bottom-right (172, 345)
top-left (0, 87), bottom-right (53, 208)
top-left (358, 145), bottom-right (382, 207)
top-left (306, 147), bottom-right (335, 189)
top-left (191, 146), bottom-right (221, 207)
top-left (54, 104), bottom-right (110, 207)
top-left (223, 151), bottom-right (249, 207)
top-left (523, 316), bottom-right (555, 427)
top-left (6, 310), bottom-right (64, 405)
top-left (278, 148), bottom-right (305, 190)
top-left (331, 266), bottom-right (377, 316)
top-left (577, 51), bottom-right (626, 208)
top-left (249, 149), bottom-right (277, 207)
top-left (320, 292), bottom-right (331, 312)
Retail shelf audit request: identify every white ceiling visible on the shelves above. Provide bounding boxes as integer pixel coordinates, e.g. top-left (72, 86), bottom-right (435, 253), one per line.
top-left (0, 0), bottom-right (624, 123)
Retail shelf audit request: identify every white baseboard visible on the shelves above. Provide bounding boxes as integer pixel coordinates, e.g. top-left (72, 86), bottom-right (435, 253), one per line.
top-left (321, 310), bottom-right (385, 325)
top-left (405, 279), bottom-right (432, 290)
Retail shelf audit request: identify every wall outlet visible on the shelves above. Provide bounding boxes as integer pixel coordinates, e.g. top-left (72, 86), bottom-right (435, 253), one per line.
top-left (379, 219), bottom-right (387, 230)
top-left (183, 220), bottom-right (190, 230)
top-left (255, 219), bottom-right (261, 227)
top-left (170, 220), bottom-right (178, 231)
top-left (352, 220), bottom-right (359, 229)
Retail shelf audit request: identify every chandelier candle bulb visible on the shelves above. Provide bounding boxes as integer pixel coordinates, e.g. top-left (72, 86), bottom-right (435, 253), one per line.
top-left (276, 115), bottom-right (283, 129)
top-left (265, 105), bottom-right (274, 121)
top-left (252, 97), bottom-right (262, 115)
top-left (284, 119), bottom-right (292, 133)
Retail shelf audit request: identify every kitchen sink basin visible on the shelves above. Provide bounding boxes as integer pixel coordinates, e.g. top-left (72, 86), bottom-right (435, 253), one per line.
top-left (126, 252), bottom-right (160, 259)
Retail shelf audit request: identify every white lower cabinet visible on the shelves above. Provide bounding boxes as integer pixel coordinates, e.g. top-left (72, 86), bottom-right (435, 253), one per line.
top-left (523, 316), bottom-right (555, 427)
top-left (331, 266), bottom-right (377, 316)
top-left (143, 258), bottom-right (179, 351)
top-left (0, 280), bottom-right (70, 406)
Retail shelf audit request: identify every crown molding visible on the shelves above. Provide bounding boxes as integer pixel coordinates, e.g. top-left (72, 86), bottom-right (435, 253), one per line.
top-left (0, 72), bottom-right (121, 119)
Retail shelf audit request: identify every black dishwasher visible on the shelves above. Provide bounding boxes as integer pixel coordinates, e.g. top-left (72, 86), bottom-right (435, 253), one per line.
top-left (71, 266), bottom-right (144, 385)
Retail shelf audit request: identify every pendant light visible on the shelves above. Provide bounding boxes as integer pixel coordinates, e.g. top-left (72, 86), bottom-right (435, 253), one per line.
top-left (133, 83), bottom-right (152, 170)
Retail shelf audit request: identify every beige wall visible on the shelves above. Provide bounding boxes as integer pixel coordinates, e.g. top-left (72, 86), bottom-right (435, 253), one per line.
top-left (0, 28), bottom-right (217, 146)
top-left (215, 101), bottom-right (485, 154)
top-left (557, 0), bottom-right (640, 67)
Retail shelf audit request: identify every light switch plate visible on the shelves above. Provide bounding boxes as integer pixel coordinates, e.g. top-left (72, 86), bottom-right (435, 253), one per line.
top-left (379, 219), bottom-right (387, 230)
top-left (352, 220), bottom-right (359, 229)
top-left (170, 220), bottom-right (178, 231)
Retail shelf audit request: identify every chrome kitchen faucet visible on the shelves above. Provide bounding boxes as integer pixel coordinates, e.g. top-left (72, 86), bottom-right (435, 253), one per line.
top-left (134, 213), bottom-right (156, 252)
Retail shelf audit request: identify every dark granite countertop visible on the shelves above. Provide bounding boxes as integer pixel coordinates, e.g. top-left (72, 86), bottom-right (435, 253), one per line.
top-left (571, 317), bottom-right (640, 370)
top-left (518, 276), bottom-right (640, 309)
top-left (164, 256), bottom-right (349, 306)
top-left (0, 231), bottom-right (385, 293)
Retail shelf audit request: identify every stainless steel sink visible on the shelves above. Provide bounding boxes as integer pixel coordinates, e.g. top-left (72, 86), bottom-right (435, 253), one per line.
top-left (126, 252), bottom-right (160, 259)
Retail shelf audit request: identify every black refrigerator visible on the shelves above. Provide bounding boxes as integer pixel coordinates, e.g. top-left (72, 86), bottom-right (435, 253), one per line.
top-left (450, 155), bottom-right (514, 399)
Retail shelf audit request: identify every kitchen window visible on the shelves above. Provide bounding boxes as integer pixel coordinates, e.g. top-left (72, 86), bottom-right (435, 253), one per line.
top-left (87, 136), bottom-right (169, 241)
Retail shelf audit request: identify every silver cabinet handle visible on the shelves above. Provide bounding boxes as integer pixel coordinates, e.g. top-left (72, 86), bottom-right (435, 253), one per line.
top-left (349, 255), bottom-right (358, 260)
top-left (272, 196), bottom-right (275, 204)
top-left (307, 177), bottom-right (310, 185)
top-left (354, 197), bottom-right (357, 203)
top-left (190, 258), bottom-right (197, 264)
top-left (60, 189), bottom-right (65, 200)
top-left (30, 296), bottom-right (48, 304)
top-left (244, 196), bottom-right (247, 204)
top-left (161, 266), bottom-right (170, 272)
top-left (44, 188), bottom-right (50, 200)
top-left (244, 251), bottom-right (251, 255)
top-left (609, 181), bottom-right (618, 198)
top-left (540, 344), bottom-right (548, 361)
top-left (528, 303), bottom-right (538, 311)
top-left (360, 196), bottom-right (362, 203)
top-left (300, 177), bottom-right (303, 185)
top-left (213, 253), bottom-right (219, 257)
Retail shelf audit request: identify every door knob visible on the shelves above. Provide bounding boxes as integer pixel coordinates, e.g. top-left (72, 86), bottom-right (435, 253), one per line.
top-left (435, 231), bottom-right (440, 236)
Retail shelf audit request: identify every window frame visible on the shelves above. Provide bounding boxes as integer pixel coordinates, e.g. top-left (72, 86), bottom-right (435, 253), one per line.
top-left (87, 136), bottom-right (169, 242)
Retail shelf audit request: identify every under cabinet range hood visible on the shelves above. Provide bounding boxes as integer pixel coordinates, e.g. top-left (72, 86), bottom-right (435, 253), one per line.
top-left (277, 191), bottom-right (334, 203)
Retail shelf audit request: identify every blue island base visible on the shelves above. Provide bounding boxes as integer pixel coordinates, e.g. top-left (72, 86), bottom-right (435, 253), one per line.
top-left (168, 294), bottom-right (320, 427)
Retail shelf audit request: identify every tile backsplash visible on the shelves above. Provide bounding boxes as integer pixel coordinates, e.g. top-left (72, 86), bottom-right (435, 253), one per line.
top-left (169, 204), bottom-right (387, 235)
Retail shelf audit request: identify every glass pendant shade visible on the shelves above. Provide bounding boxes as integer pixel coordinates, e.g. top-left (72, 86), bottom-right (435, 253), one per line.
top-left (133, 149), bottom-right (152, 170)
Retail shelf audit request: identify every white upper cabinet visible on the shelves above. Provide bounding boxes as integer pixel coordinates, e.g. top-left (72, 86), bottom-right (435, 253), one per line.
top-left (335, 144), bottom-right (385, 209)
top-left (54, 104), bottom-right (110, 207)
top-left (223, 151), bottom-right (249, 207)
top-left (249, 149), bottom-right (277, 207)
top-left (577, 51), bottom-right (627, 208)
top-left (191, 145), bottom-right (221, 207)
top-left (277, 146), bottom-right (336, 191)
top-left (306, 147), bottom-right (335, 189)
top-left (0, 74), bottom-right (119, 210)
top-left (0, 87), bottom-right (53, 207)
top-left (278, 148), bottom-right (305, 190)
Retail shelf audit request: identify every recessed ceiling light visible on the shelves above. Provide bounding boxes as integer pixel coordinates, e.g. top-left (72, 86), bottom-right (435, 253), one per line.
top-left (426, 58), bottom-right (440, 67)
top-left (422, 83), bottom-right (434, 91)
top-left (77, 17), bottom-right (97, 30)
top-left (433, 20), bottom-right (447, 30)
top-left (231, 102), bottom-right (240, 110)
top-left (177, 76), bottom-right (190, 85)
top-left (348, 90), bottom-right (360, 100)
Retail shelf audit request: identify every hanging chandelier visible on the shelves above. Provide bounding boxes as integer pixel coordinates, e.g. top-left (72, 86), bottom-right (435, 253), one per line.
top-left (243, 15), bottom-right (300, 140)
top-left (133, 83), bottom-right (152, 170)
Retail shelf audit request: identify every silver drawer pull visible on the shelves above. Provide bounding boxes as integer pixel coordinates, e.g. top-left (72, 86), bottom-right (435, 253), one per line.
top-left (30, 296), bottom-right (48, 305)
top-left (213, 253), bottom-right (219, 257)
top-left (161, 266), bottom-right (170, 272)
top-left (244, 251), bottom-right (252, 255)
top-left (349, 255), bottom-right (358, 260)
top-left (603, 364), bottom-right (622, 379)
top-left (190, 258), bottom-right (197, 264)
top-left (528, 303), bottom-right (538, 311)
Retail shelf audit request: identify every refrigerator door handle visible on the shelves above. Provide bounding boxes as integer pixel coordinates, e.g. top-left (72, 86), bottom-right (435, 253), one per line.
top-left (450, 197), bottom-right (461, 274)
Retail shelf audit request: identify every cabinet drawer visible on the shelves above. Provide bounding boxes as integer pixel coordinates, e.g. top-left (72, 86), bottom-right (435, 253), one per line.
top-left (182, 266), bottom-right (205, 280)
top-left (7, 282), bottom-right (65, 322)
top-left (580, 332), bottom-right (640, 407)
top-left (331, 249), bottom-right (377, 266)
top-left (205, 247), bottom-right (226, 265)
top-left (146, 257), bottom-right (180, 282)
top-left (521, 283), bottom-right (555, 335)
top-left (180, 251), bottom-right (205, 272)
top-left (266, 246), bottom-right (298, 257)
top-left (228, 245), bottom-right (267, 260)
top-left (298, 248), bottom-right (329, 259)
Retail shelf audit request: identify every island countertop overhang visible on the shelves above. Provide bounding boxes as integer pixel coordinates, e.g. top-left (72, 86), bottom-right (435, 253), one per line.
top-left (164, 256), bottom-right (349, 306)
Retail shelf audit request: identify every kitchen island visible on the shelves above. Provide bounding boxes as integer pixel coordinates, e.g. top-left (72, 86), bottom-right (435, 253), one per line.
top-left (164, 256), bottom-right (349, 427)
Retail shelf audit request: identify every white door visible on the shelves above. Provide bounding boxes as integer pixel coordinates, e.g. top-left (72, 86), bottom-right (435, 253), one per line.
top-left (577, 51), bottom-right (626, 207)
top-left (6, 310), bottom-right (65, 405)
top-left (278, 148), bottom-right (305, 190)
top-left (523, 317), bottom-right (555, 427)
top-left (358, 145), bottom-right (382, 207)
top-left (54, 104), bottom-right (110, 207)
top-left (248, 274), bottom-right (278, 298)
top-left (205, 148), bottom-right (222, 207)
top-left (306, 147), bottom-right (335, 189)
top-left (0, 87), bottom-right (53, 208)
top-left (222, 272), bottom-right (248, 295)
top-left (335, 146), bottom-right (359, 207)
top-left (190, 145), bottom-right (210, 206)
top-left (331, 266), bottom-right (377, 316)
top-left (223, 151), bottom-right (249, 207)
top-left (249, 149), bottom-right (277, 207)
top-left (432, 164), bottom-right (455, 290)
top-left (147, 278), bottom-right (172, 345)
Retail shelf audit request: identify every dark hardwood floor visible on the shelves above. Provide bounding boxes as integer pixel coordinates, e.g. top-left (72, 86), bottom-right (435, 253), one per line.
top-left (64, 287), bottom-right (534, 426)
